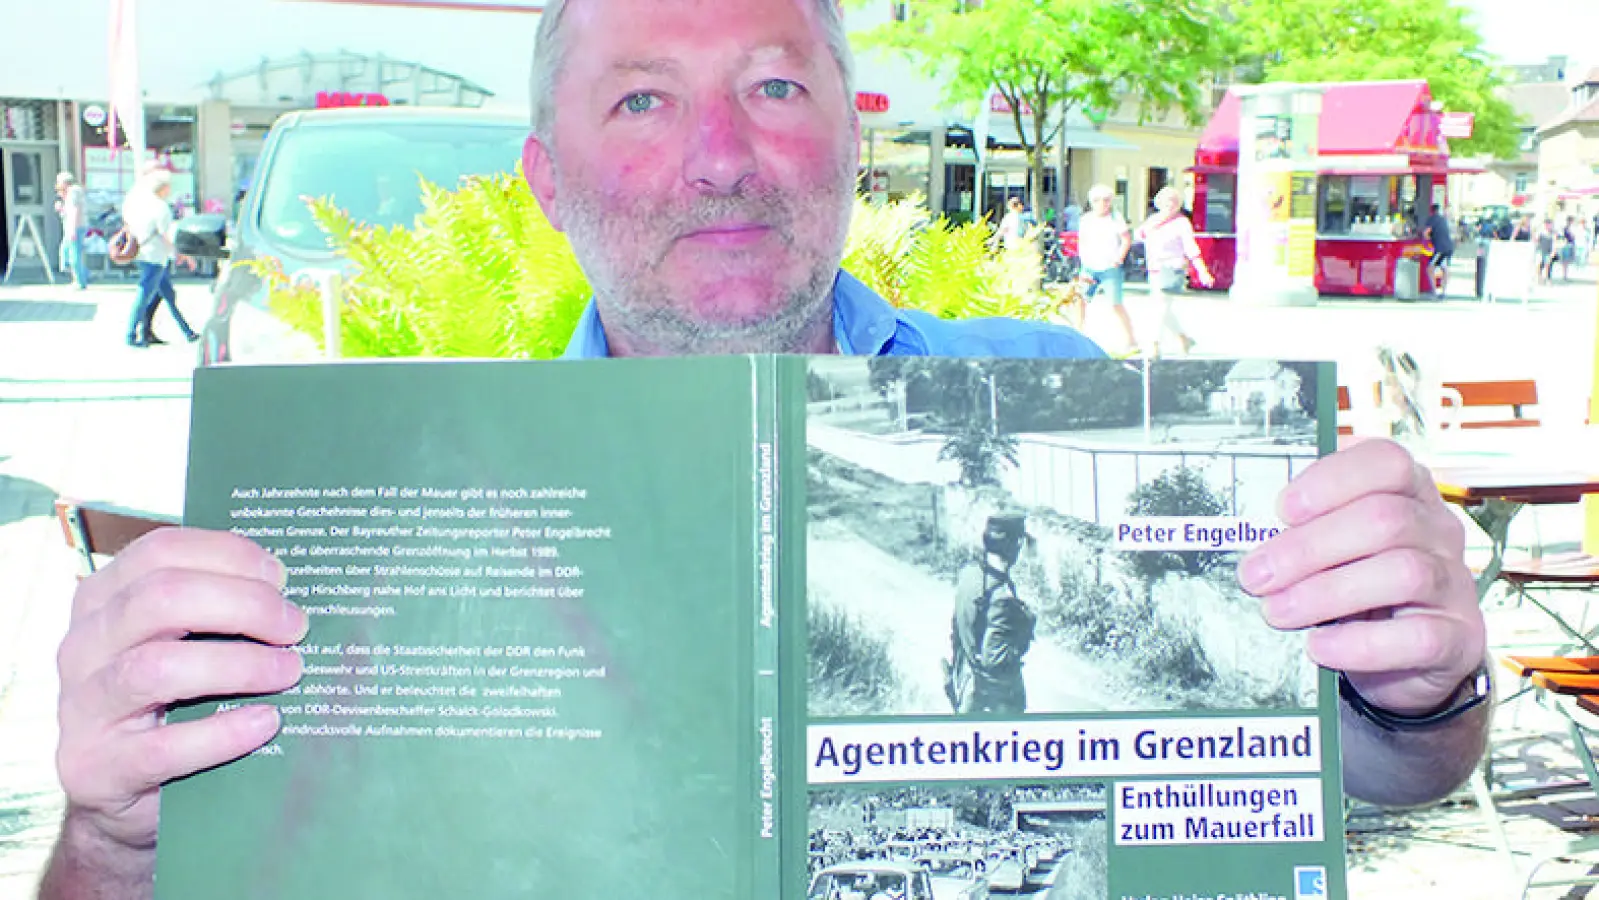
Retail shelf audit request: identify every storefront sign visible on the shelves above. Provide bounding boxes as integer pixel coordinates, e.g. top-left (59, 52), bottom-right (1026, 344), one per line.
top-left (855, 92), bottom-right (890, 114)
top-left (1440, 112), bottom-right (1475, 140)
top-left (990, 94), bottom-right (1035, 116)
top-left (315, 91), bottom-right (391, 108)
top-left (82, 104), bottom-right (107, 128)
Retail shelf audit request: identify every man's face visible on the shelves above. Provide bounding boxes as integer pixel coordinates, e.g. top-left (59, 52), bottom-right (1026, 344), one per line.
top-left (524, 0), bottom-right (862, 355)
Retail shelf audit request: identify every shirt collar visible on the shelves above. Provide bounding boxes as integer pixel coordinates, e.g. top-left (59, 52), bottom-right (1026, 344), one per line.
top-left (559, 270), bottom-right (914, 359)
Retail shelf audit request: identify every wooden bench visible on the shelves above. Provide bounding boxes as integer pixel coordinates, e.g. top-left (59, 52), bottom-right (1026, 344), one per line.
top-left (1438, 379), bottom-right (1540, 430)
top-left (54, 497), bottom-right (178, 576)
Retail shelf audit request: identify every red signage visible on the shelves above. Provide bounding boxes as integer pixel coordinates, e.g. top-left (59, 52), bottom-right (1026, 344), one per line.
top-left (990, 93), bottom-right (1036, 117)
top-left (315, 91), bottom-right (391, 108)
top-left (1440, 111), bottom-right (1475, 140)
top-left (855, 92), bottom-right (890, 114)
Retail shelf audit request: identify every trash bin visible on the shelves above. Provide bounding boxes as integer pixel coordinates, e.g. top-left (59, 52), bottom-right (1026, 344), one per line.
top-left (1393, 257), bottom-right (1420, 301)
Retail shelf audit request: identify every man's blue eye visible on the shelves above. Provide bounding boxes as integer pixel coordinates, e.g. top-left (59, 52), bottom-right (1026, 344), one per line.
top-left (760, 80), bottom-right (797, 100)
top-left (622, 94), bottom-right (659, 114)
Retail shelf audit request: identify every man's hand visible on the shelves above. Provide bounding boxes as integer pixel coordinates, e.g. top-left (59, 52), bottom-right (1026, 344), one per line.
top-left (176, 254), bottom-right (198, 271)
top-left (54, 528), bottom-right (306, 852)
top-left (1241, 439), bottom-right (1484, 715)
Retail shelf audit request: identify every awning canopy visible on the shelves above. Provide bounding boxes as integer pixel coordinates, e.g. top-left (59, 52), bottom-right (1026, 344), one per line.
top-left (1198, 80), bottom-right (1447, 165)
top-left (893, 116), bottom-right (1138, 152)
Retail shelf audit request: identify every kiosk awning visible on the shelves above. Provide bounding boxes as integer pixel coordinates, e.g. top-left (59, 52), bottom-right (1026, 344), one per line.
top-left (1197, 80), bottom-right (1445, 161)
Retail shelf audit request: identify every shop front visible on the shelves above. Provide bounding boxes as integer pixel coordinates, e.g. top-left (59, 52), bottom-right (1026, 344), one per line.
top-left (1191, 80), bottom-right (1474, 297)
top-left (0, 98), bottom-right (67, 280)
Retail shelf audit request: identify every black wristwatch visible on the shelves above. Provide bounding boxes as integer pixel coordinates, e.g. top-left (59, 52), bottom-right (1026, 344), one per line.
top-left (1338, 665), bottom-right (1491, 732)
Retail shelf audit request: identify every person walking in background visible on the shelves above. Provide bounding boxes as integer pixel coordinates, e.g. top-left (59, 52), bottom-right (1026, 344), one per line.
top-left (1076, 183), bottom-right (1137, 353)
top-left (995, 195), bottom-right (1035, 249)
top-left (1535, 218), bottom-right (1558, 286)
top-left (1422, 203), bottom-right (1454, 298)
top-left (54, 172), bottom-right (91, 290)
top-left (1558, 216), bottom-right (1577, 281)
top-left (120, 169), bottom-right (198, 347)
top-left (1135, 186), bottom-right (1213, 357)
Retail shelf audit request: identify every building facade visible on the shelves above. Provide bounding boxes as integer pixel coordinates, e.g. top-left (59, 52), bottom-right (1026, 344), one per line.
top-left (0, 0), bottom-right (1206, 269)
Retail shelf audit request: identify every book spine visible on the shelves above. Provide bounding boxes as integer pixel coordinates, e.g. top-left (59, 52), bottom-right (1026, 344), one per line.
top-left (751, 355), bottom-right (781, 896)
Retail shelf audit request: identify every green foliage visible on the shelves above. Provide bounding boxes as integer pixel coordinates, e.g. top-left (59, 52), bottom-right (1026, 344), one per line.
top-left (808, 604), bottom-right (900, 716)
top-left (852, 0), bottom-right (1235, 207)
top-left (841, 195), bottom-right (1051, 321)
top-left (1124, 465), bottom-right (1233, 585)
top-left (1232, 0), bottom-right (1521, 160)
top-left (258, 188), bottom-right (1054, 358)
top-left (249, 166), bottom-right (592, 359)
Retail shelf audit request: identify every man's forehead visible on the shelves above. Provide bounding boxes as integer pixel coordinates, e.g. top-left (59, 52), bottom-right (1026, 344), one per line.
top-left (560, 0), bottom-right (827, 55)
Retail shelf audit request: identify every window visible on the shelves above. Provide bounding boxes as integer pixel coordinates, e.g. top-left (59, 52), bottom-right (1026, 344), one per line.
top-left (1514, 172), bottom-right (1531, 193)
top-left (1318, 174), bottom-right (1421, 236)
top-left (890, 0), bottom-right (909, 20)
top-left (257, 121), bottom-right (526, 252)
top-left (1203, 173), bottom-right (1236, 233)
top-left (1519, 128), bottom-right (1537, 153)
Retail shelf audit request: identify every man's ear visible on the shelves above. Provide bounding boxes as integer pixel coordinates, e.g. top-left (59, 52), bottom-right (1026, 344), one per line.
top-left (522, 133), bottom-right (564, 233)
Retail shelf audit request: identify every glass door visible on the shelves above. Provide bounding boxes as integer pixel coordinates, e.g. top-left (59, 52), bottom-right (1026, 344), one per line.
top-left (1, 145), bottom-right (60, 277)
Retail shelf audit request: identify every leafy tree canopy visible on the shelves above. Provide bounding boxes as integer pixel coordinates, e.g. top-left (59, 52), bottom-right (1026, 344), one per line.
top-left (851, 0), bottom-right (1236, 208)
top-left (1231, 0), bottom-right (1521, 160)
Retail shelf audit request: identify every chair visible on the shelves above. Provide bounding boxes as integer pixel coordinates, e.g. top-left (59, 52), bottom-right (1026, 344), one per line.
top-left (1336, 386), bottom-right (1353, 436)
top-left (1498, 654), bottom-right (1599, 897)
top-left (53, 496), bottom-right (178, 576)
top-left (1438, 380), bottom-right (1541, 430)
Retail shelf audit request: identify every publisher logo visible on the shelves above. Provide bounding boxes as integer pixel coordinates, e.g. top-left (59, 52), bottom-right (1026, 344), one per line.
top-left (1293, 865), bottom-right (1327, 899)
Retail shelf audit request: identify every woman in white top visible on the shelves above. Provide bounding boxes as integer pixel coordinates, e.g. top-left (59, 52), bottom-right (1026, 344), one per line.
top-left (1075, 184), bottom-right (1137, 353)
top-left (1134, 185), bottom-right (1214, 357)
top-left (120, 169), bottom-right (198, 347)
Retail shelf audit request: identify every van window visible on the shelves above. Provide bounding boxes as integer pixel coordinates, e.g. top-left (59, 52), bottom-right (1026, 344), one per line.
top-left (256, 121), bottom-right (527, 252)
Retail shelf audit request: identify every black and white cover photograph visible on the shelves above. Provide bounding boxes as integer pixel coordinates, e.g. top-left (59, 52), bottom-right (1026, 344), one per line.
top-left (805, 357), bottom-right (1323, 719)
top-left (806, 783), bottom-right (1107, 900)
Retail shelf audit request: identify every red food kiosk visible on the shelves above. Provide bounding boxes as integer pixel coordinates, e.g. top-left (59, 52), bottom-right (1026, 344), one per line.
top-left (1190, 80), bottom-right (1473, 296)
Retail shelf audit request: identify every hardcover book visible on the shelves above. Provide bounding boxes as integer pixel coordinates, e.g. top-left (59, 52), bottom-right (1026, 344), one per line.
top-left (158, 354), bottom-right (1345, 900)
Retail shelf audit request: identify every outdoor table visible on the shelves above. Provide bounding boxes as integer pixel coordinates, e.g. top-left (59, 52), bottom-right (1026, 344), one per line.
top-left (1425, 441), bottom-right (1599, 889)
top-left (1431, 465), bottom-right (1599, 601)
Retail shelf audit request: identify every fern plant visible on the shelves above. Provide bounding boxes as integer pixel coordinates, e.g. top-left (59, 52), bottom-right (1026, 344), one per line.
top-left (246, 166), bottom-right (591, 359)
top-left (253, 183), bottom-right (1051, 358)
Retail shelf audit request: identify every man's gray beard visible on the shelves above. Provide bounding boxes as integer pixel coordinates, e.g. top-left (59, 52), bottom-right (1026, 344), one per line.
top-left (555, 170), bottom-right (855, 356)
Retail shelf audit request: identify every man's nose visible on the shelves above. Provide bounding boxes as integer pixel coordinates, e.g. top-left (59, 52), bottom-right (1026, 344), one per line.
top-left (683, 94), bottom-right (757, 195)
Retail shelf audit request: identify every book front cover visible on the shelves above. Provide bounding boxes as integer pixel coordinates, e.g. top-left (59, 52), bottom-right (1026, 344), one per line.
top-left (795, 356), bottom-right (1342, 900)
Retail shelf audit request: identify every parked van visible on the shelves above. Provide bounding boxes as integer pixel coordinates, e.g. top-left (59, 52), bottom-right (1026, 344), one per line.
top-left (177, 106), bottom-right (529, 365)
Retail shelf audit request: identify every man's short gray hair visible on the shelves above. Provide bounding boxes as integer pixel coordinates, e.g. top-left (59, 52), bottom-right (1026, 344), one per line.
top-left (528, 0), bottom-right (856, 141)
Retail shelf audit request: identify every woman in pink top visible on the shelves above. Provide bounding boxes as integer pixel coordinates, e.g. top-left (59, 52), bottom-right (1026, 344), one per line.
top-left (1135, 186), bottom-right (1214, 357)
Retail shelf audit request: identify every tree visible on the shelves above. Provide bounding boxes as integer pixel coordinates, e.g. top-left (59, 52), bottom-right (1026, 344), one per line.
top-left (1231, 0), bottom-right (1520, 160)
top-left (853, 0), bottom-right (1237, 218)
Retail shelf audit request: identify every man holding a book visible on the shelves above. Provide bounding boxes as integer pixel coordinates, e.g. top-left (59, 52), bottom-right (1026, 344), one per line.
top-left (38, 0), bottom-right (1489, 896)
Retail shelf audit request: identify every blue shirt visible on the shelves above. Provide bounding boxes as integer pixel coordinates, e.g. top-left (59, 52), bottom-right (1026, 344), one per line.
top-left (561, 271), bottom-right (1106, 360)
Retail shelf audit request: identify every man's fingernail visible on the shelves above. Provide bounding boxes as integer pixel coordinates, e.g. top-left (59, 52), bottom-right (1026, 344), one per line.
top-left (283, 601), bottom-right (310, 641)
top-left (1239, 553), bottom-right (1272, 593)
top-left (276, 648), bottom-right (304, 681)
top-left (240, 704), bottom-right (281, 733)
top-left (263, 553), bottom-right (288, 589)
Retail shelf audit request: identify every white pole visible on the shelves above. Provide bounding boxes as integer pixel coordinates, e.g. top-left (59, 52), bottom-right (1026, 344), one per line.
top-left (322, 273), bottom-right (343, 359)
top-left (1143, 357), bottom-right (1152, 443)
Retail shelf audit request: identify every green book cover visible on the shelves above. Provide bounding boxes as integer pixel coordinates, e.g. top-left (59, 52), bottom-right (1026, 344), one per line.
top-left (158, 355), bottom-right (1344, 900)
